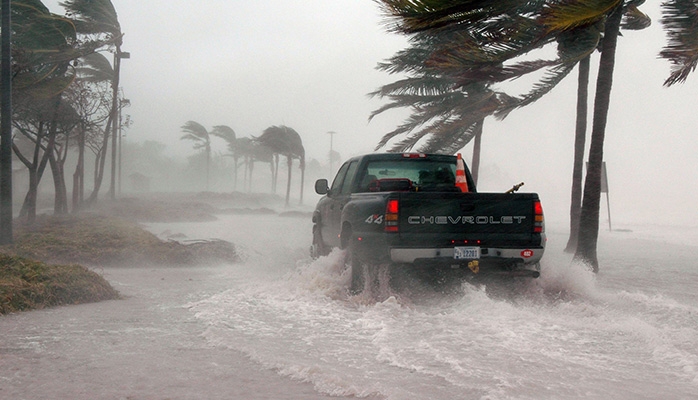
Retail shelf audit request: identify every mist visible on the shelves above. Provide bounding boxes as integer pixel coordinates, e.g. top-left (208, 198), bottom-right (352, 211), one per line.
top-left (3, 1), bottom-right (698, 398)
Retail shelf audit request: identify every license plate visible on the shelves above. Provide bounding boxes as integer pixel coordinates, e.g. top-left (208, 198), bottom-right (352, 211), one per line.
top-left (454, 246), bottom-right (480, 260)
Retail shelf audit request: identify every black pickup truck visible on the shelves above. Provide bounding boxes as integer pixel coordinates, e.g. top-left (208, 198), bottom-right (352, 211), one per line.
top-left (311, 153), bottom-right (545, 293)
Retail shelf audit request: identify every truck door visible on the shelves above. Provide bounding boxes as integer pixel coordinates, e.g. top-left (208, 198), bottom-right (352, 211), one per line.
top-left (323, 160), bottom-right (358, 247)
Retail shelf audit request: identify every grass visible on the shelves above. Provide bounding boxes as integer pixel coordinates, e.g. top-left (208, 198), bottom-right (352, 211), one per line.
top-left (0, 253), bottom-right (120, 314)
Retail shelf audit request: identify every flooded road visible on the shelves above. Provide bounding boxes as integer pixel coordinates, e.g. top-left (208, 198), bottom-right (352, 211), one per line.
top-left (0, 265), bottom-right (335, 399)
top-left (2, 212), bottom-right (698, 399)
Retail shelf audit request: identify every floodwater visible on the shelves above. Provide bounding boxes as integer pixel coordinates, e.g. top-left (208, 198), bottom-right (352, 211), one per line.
top-left (1, 212), bottom-right (698, 399)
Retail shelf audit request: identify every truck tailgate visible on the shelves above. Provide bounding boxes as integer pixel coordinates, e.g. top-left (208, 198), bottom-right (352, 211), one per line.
top-left (396, 192), bottom-right (542, 247)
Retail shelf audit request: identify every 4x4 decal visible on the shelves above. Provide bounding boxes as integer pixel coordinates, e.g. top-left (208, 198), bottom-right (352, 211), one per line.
top-left (365, 214), bottom-right (384, 224)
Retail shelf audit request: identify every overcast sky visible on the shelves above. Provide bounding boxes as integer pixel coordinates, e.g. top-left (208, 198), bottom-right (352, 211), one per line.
top-left (42, 1), bottom-right (698, 227)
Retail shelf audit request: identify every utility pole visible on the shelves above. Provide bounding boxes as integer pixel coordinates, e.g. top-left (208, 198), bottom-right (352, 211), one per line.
top-left (117, 98), bottom-right (129, 196)
top-left (0, 0), bottom-right (12, 245)
top-left (109, 50), bottom-right (129, 200)
top-left (327, 131), bottom-right (337, 176)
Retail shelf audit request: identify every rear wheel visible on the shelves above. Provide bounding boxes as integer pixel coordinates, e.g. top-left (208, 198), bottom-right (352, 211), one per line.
top-left (346, 240), bottom-right (365, 294)
top-left (310, 225), bottom-right (329, 259)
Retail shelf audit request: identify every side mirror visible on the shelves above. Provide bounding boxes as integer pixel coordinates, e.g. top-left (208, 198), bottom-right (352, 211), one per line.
top-left (315, 179), bottom-right (329, 195)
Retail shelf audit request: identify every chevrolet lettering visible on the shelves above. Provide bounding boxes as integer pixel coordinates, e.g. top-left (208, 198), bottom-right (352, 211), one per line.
top-left (311, 153), bottom-right (546, 295)
top-left (407, 215), bottom-right (527, 225)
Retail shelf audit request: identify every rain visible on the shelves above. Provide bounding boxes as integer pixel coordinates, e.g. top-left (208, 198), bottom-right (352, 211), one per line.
top-left (1, 1), bottom-right (698, 399)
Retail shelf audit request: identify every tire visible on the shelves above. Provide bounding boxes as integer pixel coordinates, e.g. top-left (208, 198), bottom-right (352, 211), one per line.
top-left (310, 225), bottom-right (329, 259)
top-left (346, 241), bottom-right (365, 294)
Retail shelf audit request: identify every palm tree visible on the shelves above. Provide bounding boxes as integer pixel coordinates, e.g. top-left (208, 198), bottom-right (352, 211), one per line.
top-left (369, 33), bottom-right (517, 159)
top-left (231, 137), bottom-right (274, 192)
top-left (71, 52), bottom-right (113, 211)
top-left (571, 4), bottom-right (624, 272)
top-left (180, 120), bottom-right (211, 190)
top-left (210, 125), bottom-right (238, 189)
top-left (61, 0), bottom-right (124, 202)
top-left (370, 8), bottom-right (587, 180)
top-left (255, 126), bottom-right (305, 206)
top-left (376, 0), bottom-right (650, 271)
top-left (564, 5), bottom-right (650, 253)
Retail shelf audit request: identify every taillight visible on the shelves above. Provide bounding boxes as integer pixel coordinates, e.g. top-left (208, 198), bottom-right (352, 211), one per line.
top-left (385, 199), bottom-right (399, 232)
top-left (402, 153), bottom-right (426, 158)
top-left (534, 200), bottom-right (544, 233)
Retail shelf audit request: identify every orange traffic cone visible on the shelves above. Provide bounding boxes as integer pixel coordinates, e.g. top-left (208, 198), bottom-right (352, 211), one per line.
top-left (455, 153), bottom-right (469, 193)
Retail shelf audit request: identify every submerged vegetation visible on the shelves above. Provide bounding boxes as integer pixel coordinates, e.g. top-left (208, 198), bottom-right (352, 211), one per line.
top-left (0, 254), bottom-right (119, 315)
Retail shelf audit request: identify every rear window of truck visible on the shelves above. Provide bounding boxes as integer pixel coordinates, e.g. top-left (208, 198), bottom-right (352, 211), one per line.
top-left (357, 159), bottom-right (458, 192)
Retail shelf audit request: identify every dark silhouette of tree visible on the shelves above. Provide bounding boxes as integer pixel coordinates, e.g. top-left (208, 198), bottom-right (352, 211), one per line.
top-left (255, 125), bottom-right (305, 205)
top-left (6, 1), bottom-right (85, 223)
top-left (61, 0), bottom-right (125, 203)
top-left (210, 125), bottom-right (243, 190)
top-left (180, 120), bottom-right (211, 191)
top-left (69, 53), bottom-right (113, 211)
top-left (572, 4), bottom-right (624, 272)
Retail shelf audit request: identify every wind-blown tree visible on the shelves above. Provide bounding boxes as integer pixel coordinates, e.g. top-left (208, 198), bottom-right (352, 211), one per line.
top-left (538, 0), bottom-right (649, 270)
top-left (564, 4), bottom-right (650, 253)
top-left (180, 121), bottom-right (212, 190)
top-left (7, 0), bottom-right (87, 223)
top-left (369, 32), bottom-right (520, 183)
top-left (376, 0), bottom-right (649, 271)
top-left (660, 0), bottom-right (698, 86)
top-left (371, 3), bottom-right (596, 182)
top-left (255, 125), bottom-right (305, 206)
top-left (210, 125), bottom-right (239, 189)
top-left (68, 54), bottom-right (113, 211)
top-left (60, 0), bottom-right (124, 202)
top-left (234, 136), bottom-right (275, 192)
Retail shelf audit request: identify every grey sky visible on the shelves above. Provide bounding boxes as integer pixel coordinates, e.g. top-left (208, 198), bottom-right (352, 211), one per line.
top-left (42, 1), bottom-right (698, 226)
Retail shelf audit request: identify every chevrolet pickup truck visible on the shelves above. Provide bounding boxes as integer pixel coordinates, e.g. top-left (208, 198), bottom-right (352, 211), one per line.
top-left (311, 153), bottom-right (545, 293)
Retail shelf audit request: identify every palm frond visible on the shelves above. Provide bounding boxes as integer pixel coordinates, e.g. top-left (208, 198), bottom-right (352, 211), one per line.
top-left (621, 4), bottom-right (651, 30)
top-left (180, 121), bottom-right (210, 142)
top-left (660, 0), bottom-right (698, 86)
top-left (538, 0), bottom-right (621, 33)
top-left (211, 125), bottom-right (237, 142)
top-left (59, 0), bottom-right (121, 37)
top-left (76, 52), bottom-right (114, 82)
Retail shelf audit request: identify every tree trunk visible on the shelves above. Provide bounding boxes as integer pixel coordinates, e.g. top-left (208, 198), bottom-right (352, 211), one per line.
top-left (285, 156), bottom-right (292, 206)
top-left (565, 55), bottom-right (591, 253)
top-left (273, 154), bottom-right (280, 193)
top-left (16, 141), bottom-right (51, 225)
top-left (205, 145), bottom-right (210, 191)
top-left (72, 127), bottom-right (85, 212)
top-left (109, 49), bottom-right (122, 200)
top-left (49, 151), bottom-right (68, 215)
top-left (232, 155), bottom-right (239, 190)
top-left (299, 159), bottom-right (305, 205)
top-left (470, 119), bottom-right (483, 185)
top-left (19, 168), bottom-right (37, 222)
top-left (88, 116), bottom-right (113, 203)
top-left (574, 5), bottom-right (623, 272)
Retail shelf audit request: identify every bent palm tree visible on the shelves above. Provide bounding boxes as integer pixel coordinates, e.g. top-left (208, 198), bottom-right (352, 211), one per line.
top-left (211, 125), bottom-right (238, 189)
top-left (181, 121), bottom-right (212, 190)
top-left (61, 0), bottom-right (124, 202)
top-left (256, 126), bottom-right (305, 206)
top-left (376, 0), bottom-right (650, 271)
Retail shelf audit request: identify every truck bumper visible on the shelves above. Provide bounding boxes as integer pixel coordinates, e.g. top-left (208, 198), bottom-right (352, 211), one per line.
top-left (389, 246), bottom-right (544, 265)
